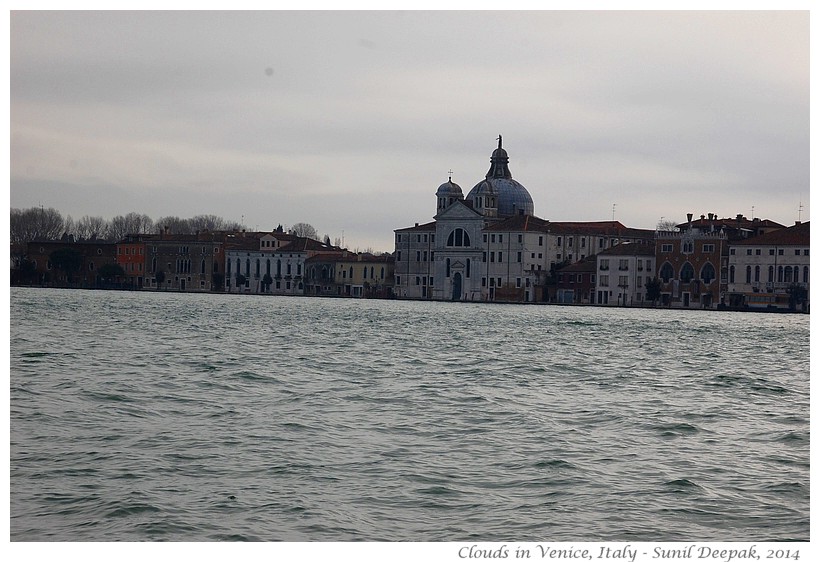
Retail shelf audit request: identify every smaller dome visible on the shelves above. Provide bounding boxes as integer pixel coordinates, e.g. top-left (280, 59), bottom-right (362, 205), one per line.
top-left (436, 178), bottom-right (463, 197)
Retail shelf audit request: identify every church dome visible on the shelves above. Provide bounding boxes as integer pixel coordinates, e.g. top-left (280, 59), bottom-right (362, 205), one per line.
top-left (466, 136), bottom-right (534, 217)
top-left (436, 178), bottom-right (463, 198)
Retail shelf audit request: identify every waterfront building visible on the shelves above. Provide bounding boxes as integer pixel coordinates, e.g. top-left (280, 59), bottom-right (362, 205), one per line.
top-left (116, 234), bottom-right (152, 288)
top-left (144, 229), bottom-right (227, 291)
top-left (224, 232), bottom-right (345, 295)
top-left (555, 256), bottom-right (597, 304)
top-left (726, 221), bottom-right (810, 311)
top-left (654, 220), bottom-right (727, 309)
top-left (594, 242), bottom-right (656, 306)
top-left (25, 238), bottom-right (117, 287)
top-left (305, 252), bottom-right (394, 297)
top-left (394, 137), bottom-right (653, 302)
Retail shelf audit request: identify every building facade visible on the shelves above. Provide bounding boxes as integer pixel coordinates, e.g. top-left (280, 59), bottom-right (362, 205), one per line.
top-left (394, 137), bottom-right (653, 303)
top-left (726, 221), bottom-right (809, 310)
top-left (594, 242), bottom-right (656, 306)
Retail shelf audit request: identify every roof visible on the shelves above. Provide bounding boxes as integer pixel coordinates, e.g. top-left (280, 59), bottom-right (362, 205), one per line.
top-left (484, 214), bottom-right (551, 232)
top-left (597, 242), bottom-right (656, 257)
top-left (395, 221), bottom-right (437, 233)
top-left (557, 255), bottom-right (597, 273)
top-left (733, 221), bottom-right (809, 246)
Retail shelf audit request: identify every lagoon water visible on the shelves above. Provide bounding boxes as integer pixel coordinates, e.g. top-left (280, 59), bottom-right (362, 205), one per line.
top-left (10, 287), bottom-right (810, 541)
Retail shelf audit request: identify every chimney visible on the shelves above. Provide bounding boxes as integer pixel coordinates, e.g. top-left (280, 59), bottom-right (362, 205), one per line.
top-left (736, 214), bottom-right (743, 221)
top-left (686, 213), bottom-right (693, 223)
top-left (795, 220), bottom-right (802, 226)
top-left (708, 213), bottom-right (713, 221)
top-left (700, 214), bottom-right (705, 221)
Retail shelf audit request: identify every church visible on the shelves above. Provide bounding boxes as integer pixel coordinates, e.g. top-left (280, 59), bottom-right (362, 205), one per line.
top-left (393, 137), bottom-right (654, 302)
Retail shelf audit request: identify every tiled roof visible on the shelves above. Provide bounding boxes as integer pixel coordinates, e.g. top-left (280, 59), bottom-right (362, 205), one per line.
top-left (596, 242), bottom-right (656, 256)
top-left (733, 221), bottom-right (809, 246)
top-left (395, 221), bottom-right (437, 233)
top-left (557, 256), bottom-right (597, 273)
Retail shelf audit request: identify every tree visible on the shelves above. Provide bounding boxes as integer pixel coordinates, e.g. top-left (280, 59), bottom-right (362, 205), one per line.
top-left (109, 212), bottom-right (154, 240)
top-left (49, 248), bottom-right (83, 283)
top-left (155, 216), bottom-right (193, 235)
top-left (75, 215), bottom-right (109, 240)
top-left (262, 273), bottom-right (273, 292)
top-left (290, 222), bottom-right (319, 240)
top-left (97, 263), bottom-right (126, 285)
top-left (645, 277), bottom-right (662, 305)
top-left (786, 284), bottom-right (808, 311)
top-left (656, 218), bottom-right (680, 232)
top-left (10, 207), bottom-right (65, 245)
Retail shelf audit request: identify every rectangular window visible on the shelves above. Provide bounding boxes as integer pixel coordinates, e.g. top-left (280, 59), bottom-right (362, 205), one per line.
top-left (397, 251), bottom-right (402, 261)
top-left (482, 252), bottom-right (487, 262)
top-left (490, 252), bottom-right (495, 263)
top-left (795, 249), bottom-right (801, 256)
top-left (581, 238), bottom-right (586, 248)
top-left (518, 234), bottom-right (523, 243)
top-left (481, 277), bottom-right (486, 287)
top-left (619, 275), bottom-right (628, 287)
top-left (396, 275), bottom-right (401, 285)
top-left (756, 249), bottom-right (761, 255)
top-left (600, 259), bottom-right (609, 271)
top-left (779, 249), bottom-right (784, 255)
top-left (538, 236), bottom-right (543, 246)
top-left (491, 234), bottom-right (496, 243)
top-left (804, 249), bottom-right (809, 256)
top-left (619, 259), bottom-right (629, 271)
top-left (415, 276), bottom-right (420, 285)
top-left (557, 237), bottom-right (562, 246)
top-left (423, 251), bottom-right (428, 261)
top-left (600, 275), bottom-right (609, 286)
top-left (489, 278), bottom-right (495, 287)
top-left (747, 249), bottom-right (753, 255)
top-left (703, 244), bottom-right (715, 253)
top-left (416, 251), bottom-right (421, 261)
top-left (423, 234), bottom-right (428, 242)
top-left (516, 278), bottom-right (521, 288)
top-left (568, 238), bottom-right (573, 247)
top-left (499, 235), bottom-right (503, 243)
top-left (730, 248), bottom-right (736, 255)
top-left (517, 252), bottom-right (522, 263)
top-left (417, 235), bottom-right (421, 243)
top-left (483, 234), bottom-right (488, 243)
top-left (661, 244), bottom-right (673, 252)
top-left (498, 252), bottom-right (503, 263)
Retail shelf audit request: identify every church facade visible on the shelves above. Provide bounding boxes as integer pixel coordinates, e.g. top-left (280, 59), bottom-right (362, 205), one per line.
top-left (394, 137), bottom-right (654, 302)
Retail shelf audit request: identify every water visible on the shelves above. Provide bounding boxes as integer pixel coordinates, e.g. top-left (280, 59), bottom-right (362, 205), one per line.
top-left (9, 287), bottom-right (810, 541)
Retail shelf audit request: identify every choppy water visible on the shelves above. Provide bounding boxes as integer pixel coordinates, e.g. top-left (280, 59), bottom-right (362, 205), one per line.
top-left (10, 287), bottom-right (810, 541)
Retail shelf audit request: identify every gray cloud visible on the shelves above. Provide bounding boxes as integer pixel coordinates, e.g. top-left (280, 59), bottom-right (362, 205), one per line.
top-left (11, 10), bottom-right (809, 251)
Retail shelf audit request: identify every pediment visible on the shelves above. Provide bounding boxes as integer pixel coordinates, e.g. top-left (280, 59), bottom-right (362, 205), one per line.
top-left (434, 200), bottom-right (482, 221)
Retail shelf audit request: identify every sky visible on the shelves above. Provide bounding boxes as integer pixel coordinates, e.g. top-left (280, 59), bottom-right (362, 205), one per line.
top-left (9, 9), bottom-right (810, 253)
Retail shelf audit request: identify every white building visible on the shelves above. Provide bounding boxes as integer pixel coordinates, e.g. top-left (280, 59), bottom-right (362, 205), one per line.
top-left (594, 242), bottom-right (656, 306)
top-left (394, 137), bottom-right (654, 302)
top-left (726, 221), bottom-right (810, 310)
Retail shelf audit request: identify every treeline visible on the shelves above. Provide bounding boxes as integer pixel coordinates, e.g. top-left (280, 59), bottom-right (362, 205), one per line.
top-left (9, 207), bottom-right (248, 246)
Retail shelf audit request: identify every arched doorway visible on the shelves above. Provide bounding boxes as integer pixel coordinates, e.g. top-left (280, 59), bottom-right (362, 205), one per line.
top-left (452, 272), bottom-right (462, 301)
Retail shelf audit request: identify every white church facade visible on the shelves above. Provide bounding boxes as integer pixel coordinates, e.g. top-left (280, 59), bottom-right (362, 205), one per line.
top-left (394, 137), bottom-right (654, 302)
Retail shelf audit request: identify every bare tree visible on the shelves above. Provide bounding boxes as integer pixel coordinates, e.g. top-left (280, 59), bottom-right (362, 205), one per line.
top-left (189, 214), bottom-right (242, 232)
top-left (290, 222), bottom-right (319, 240)
top-left (155, 216), bottom-right (193, 235)
top-left (656, 218), bottom-right (680, 232)
top-left (10, 207), bottom-right (65, 245)
top-left (75, 215), bottom-right (109, 240)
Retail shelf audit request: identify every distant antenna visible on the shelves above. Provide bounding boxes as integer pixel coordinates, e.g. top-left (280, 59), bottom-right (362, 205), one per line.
top-left (612, 203), bottom-right (617, 221)
top-left (798, 201), bottom-right (803, 222)
top-left (750, 206), bottom-right (755, 220)
top-left (448, 169), bottom-right (453, 181)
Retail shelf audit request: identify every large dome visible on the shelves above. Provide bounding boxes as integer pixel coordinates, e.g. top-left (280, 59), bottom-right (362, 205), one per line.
top-left (466, 136), bottom-right (534, 217)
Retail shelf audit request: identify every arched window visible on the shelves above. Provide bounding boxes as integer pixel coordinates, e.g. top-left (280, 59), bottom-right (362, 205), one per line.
top-left (277, 259), bottom-right (282, 276)
top-left (729, 265), bottom-right (735, 283)
top-left (778, 266), bottom-right (784, 282)
top-left (754, 265), bottom-right (760, 282)
top-left (152, 257), bottom-right (157, 273)
top-left (349, 266), bottom-right (353, 278)
top-left (245, 259), bottom-right (250, 276)
top-left (446, 228), bottom-right (471, 247)
top-left (768, 266), bottom-right (774, 283)
top-left (201, 259), bottom-right (206, 274)
top-left (446, 258), bottom-right (451, 278)
top-left (266, 259), bottom-right (271, 275)
top-left (255, 259), bottom-right (260, 277)
top-left (370, 267), bottom-right (374, 279)
top-left (784, 266), bottom-right (793, 283)
top-left (680, 263), bottom-right (695, 283)
top-left (793, 266), bottom-right (800, 282)
top-left (660, 262), bottom-right (674, 283)
top-left (380, 267), bottom-right (384, 279)
top-left (236, 259), bottom-right (241, 278)
top-left (745, 265), bottom-right (752, 284)
top-left (701, 263), bottom-right (716, 284)
top-left (803, 266), bottom-right (809, 283)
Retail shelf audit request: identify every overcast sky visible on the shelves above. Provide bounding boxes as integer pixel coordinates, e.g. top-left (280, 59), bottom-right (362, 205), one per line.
top-left (10, 10), bottom-right (809, 252)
